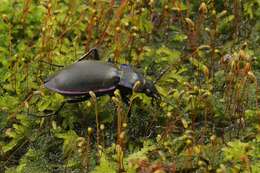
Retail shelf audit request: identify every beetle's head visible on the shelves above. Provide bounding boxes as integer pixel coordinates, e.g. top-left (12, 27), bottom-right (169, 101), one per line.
top-left (141, 79), bottom-right (161, 100)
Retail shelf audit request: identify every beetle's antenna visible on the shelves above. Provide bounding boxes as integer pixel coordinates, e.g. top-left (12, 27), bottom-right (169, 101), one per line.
top-left (152, 52), bottom-right (193, 84)
top-left (153, 65), bottom-right (171, 84)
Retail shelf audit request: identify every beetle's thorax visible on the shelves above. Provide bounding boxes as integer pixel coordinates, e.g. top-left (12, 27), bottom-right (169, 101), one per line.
top-left (118, 64), bottom-right (145, 90)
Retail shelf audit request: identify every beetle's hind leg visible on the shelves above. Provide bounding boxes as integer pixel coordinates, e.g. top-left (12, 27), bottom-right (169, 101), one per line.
top-left (39, 48), bottom-right (99, 69)
top-left (39, 60), bottom-right (65, 68)
top-left (77, 48), bottom-right (99, 61)
top-left (43, 96), bottom-right (89, 117)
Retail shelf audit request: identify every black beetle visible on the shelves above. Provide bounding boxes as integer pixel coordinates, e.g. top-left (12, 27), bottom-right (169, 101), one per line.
top-left (44, 48), bottom-right (160, 115)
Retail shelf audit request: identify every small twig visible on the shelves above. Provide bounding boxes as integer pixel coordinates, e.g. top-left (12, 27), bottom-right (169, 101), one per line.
top-left (27, 112), bottom-right (57, 118)
top-left (2, 139), bottom-right (29, 167)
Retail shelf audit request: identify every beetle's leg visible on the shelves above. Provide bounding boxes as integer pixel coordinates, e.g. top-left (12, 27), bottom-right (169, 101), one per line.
top-left (107, 57), bottom-right (115, 64)
top-left (39, 60), bottom-right (64, 68)
top-left (121, 95), bottom-right (130, 105)
top-left (126, 103), bottom-right (132, 117)
top-left (39, 48), bottom-right (99, 68)
top-left (44, 96), bottom-right (89, 117)
top-left (77, 48), bottom-right (99, 61)
top-left (65, 96), bottom-right (89, 103)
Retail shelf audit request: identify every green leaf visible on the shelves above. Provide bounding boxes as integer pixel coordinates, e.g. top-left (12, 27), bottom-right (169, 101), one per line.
top-left (126, 141), bottom-right (156, 163)
top-left (91, 155), bottom-right (116, 173)
top-left (37, 99), bottom-right (52, 112)
top-left (55, 130), bottom-right (79, 157)
top-left (2, 136), bottom-right (24, 153)
top-left (222, 140), bottom-right (252, 162)
top-left (156, 46), bottom-right (181, 64)
top-left (172, 33), bottom-right (187, 42)
top-left (217, 15), bottom-right (234, 33)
